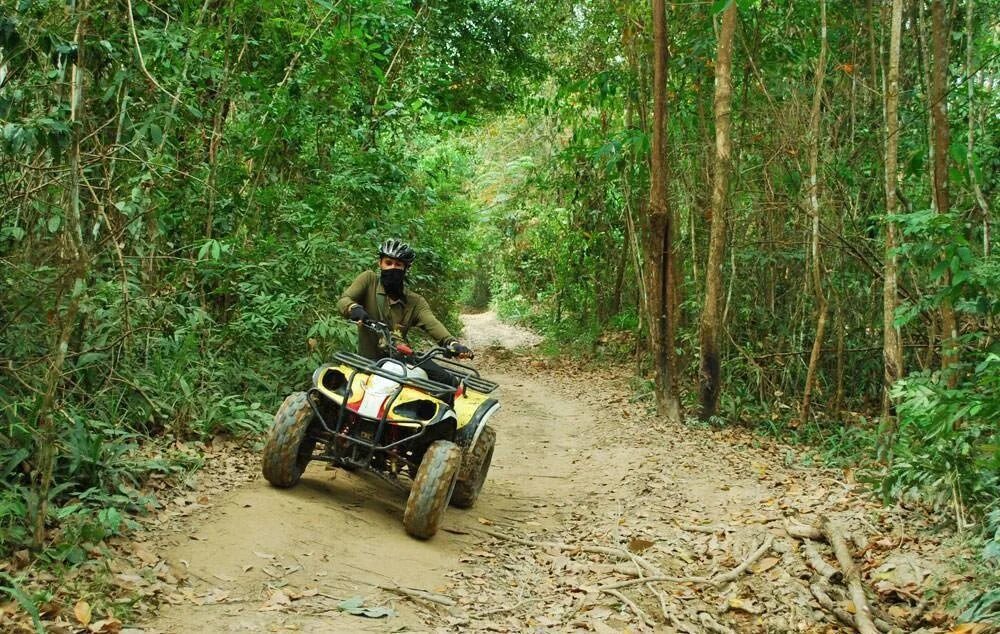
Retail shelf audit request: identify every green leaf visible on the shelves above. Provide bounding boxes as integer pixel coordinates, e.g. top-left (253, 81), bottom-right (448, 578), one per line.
top-left (77, 351), bottom-right (108, 366)
top-left (0, 574), bottom-right (44, 634)
top-left (47, 215), bottom-right (61, 233)
top-left (337, 596), bottom-right (395, 618)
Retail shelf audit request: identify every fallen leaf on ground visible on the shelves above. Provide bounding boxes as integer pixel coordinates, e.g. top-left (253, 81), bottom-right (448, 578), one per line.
top-left (627, 538), bottom-right (654, 553)
top-left (74, 600), bottom-right (92, 626)
top-left (88, 616), bottom-right (123, 633)
top-left (751, 556), bottom-right (780, 574)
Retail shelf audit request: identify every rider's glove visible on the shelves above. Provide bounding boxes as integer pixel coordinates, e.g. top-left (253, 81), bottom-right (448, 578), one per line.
top-left (348, 304), bottom-right (369, 323)
top-left (447, 340), bottom-right (473, 359)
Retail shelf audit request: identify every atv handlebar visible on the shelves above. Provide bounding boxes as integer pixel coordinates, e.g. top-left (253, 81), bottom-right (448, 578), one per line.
top-left (359, 319), bottom-right (473, 364)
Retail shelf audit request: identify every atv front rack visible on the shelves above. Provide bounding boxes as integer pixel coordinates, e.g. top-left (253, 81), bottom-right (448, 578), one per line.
top-left (331, 351), bottom-right (457, 396)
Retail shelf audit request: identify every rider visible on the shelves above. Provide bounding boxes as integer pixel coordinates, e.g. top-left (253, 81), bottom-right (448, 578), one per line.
top-left (337, 238), bottom-right (473, 385)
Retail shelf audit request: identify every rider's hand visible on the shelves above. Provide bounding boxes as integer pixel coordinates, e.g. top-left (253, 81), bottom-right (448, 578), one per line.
top-left (447, 341), bottom-right (473, 359)
top-left (348, 304), bottom-right (369, 323)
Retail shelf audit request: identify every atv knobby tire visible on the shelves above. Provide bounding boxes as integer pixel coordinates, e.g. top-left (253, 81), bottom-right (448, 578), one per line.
top-left (262, 392), bottom-right (316, 488)
top-left (451, 425), bottom-right (496, 509)
top-left (403, 440), bottom-right (462, 539)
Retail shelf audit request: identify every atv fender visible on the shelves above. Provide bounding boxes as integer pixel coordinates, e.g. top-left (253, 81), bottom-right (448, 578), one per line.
top-left (454, 398), bottom-right (500, 449)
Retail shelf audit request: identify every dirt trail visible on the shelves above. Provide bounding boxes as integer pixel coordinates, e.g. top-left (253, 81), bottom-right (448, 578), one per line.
top-left (137, 313), bottom-right (949, 633)
top-left (141, 313), bottom-right (597, 633)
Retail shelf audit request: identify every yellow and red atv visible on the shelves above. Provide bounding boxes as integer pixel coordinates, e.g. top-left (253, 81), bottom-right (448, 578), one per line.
top-left (261, 320), bottom-right (499, 539)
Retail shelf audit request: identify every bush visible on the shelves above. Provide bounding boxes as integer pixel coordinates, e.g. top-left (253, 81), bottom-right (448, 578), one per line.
top-left (885, 352), bottom-right (1000, 526)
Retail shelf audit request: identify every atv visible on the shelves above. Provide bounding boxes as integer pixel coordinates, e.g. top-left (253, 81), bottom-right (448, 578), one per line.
top-left (261, 320), bottom-right (499, 539)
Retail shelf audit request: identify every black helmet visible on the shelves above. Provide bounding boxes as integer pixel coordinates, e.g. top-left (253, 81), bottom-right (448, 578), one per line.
top-left (378, 238), bottom-right (415, 265)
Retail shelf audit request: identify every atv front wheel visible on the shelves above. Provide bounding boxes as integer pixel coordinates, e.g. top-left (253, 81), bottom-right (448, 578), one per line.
top-left (451, 425), bottom-right (496, 509)
top-left (262, 392), bottom-right (316, 488)
top-left (403, 440), bottom-right (462, 539)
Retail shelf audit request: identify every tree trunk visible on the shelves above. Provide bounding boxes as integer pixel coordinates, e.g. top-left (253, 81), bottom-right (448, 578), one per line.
top-left (882, 0), bottom-right (904, 420)
top-left (965, 0), bottom-right (991, 257)
top-left (799, 0), bottom-right (827, 427)
top-left (647, 0), bottom-right (681, 422)
top-left (929, 0), bottom-right (959, 383)
top-left (34, 0), bottom-right (90, 547)
top-left (698, 1), bottom-right (737, 421)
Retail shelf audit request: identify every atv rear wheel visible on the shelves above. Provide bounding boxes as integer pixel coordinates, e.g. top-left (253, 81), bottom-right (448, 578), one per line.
top-left (451, 425), bottom-right (496, 509)
top-left (262, 392), bottom-right (316, 488)
top-left (403, 440), bottom-right (461, 539)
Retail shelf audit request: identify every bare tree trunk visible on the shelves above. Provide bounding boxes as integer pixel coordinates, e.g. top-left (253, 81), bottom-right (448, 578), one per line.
top-left (930, 0), bottom-right (959, 383)
top-left (647, 0), bottom-right (681, 422)
top-left (882, 0), bottom-right (905, 420)
top-left (833, 303), bottom-right (845, 417)
top-left (698, 1), bottom-right (737, 421)
top-left (800, 0), bottom-right (828, 427)
top-left (965, 0), bottom-right (991, 257)
top-left (33, 0), bottom-right (90, 547)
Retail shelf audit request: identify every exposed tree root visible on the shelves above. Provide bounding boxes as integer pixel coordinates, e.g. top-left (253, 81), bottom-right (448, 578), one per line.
top-left (802, 539), bottom-right (843, 583)
top-left (786, 518), bottom-right (881, 634)
top-left (809, 581), bottom-right (894, 633)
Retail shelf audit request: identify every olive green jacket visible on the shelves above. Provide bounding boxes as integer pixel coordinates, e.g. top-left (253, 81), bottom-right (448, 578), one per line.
top-left (337, 270), bottom-right (454, 359)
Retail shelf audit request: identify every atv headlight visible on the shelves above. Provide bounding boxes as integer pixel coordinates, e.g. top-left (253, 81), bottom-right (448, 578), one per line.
top-left (392, 399), bottom-right (438, 421)
top-left (321, 368), bottom-right (348, 394)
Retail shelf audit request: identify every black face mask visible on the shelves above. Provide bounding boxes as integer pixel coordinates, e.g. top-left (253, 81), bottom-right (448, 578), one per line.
top-left (381, 268), bottom-right (406, 299)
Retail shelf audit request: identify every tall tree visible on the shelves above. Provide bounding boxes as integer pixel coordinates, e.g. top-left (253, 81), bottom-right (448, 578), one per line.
top-left (799, 0), bottom-right (828, 426)
top-left (929, 0), bottom-right (959, 380)
top-left (965, 0), bottom-right (991, 256)
top-left (698, 1), bottom-right (738, 420)
top-left (882, 0), bottom-right (905, 418)
top-left (647, 0), bottom-right (681, 421)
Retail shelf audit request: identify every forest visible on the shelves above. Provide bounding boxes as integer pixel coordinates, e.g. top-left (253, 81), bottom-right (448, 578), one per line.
top-left (1, 0), bottom-right (998, 631)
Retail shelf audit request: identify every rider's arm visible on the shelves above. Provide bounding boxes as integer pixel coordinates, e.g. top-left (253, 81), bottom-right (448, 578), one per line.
top-left (412, 296), bottom-right (454, 346)
top-left (337, 270), bottom-right (375, 318)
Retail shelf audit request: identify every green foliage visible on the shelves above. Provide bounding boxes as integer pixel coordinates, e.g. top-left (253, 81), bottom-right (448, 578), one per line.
top-left (886, 353), bottom-right (1000, 521)
top-left (0, 0), bottom-right (543, 566)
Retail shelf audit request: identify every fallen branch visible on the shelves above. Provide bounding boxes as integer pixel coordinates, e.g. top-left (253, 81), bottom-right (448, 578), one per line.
top-left (376, 584), bottom-right (455, 607)
top-left (478, 527), bottom-right (661, 576)
top-left (591, 534), bottom-right (775, 591)
top-left (819, 518), bottom-right (879, 634)
top-left (708, 534), bottom-right (775, 587)
top-left (602, 588), bottom-right (655, 628)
